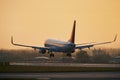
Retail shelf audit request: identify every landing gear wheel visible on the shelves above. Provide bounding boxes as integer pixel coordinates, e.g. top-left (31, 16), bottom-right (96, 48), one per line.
top-left (50, 53), bottom-right (54, 57)
top-left (66, 54), bottom-right (71, 57)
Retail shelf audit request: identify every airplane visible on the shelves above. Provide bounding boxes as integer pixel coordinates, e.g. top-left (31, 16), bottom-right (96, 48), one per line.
top-left (11, 20), bottom-right (117, 57)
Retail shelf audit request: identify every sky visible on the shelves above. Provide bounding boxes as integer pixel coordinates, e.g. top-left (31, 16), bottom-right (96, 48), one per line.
top-left (0, 0), bottom-right (120, 49)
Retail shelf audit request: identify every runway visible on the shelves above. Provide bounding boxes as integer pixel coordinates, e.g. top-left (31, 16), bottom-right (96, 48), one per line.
top-left (0, 72), bottom-right (120, 80)
top-left (10, 62), bottom-right (120, 68)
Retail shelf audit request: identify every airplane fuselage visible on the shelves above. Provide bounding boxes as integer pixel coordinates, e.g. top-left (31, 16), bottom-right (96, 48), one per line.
top-left (44, 39), bottom-right (75, 53)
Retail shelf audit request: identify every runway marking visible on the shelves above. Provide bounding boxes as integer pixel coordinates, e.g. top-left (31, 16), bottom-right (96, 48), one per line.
top-left (10, 62), bottom-right (120, 68)
top-left (0, 72), bottom-right (120, 78)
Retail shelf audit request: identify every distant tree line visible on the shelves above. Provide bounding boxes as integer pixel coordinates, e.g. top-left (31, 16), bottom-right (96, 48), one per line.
top-left (0, 49), bottom-right (40, 62)
top-left (0, 48), bottom-right (120, 63)
top-left (75, 48), bottom-right (120, 63)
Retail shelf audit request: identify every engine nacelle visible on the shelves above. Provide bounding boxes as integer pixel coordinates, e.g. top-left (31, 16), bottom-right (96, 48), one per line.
top-left (39, 49), bottom-right (46, 54)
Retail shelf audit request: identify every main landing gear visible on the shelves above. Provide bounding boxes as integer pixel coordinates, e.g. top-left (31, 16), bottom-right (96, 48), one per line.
top-left (66, 53), bottom-right (72, 57)
top-left (50, 53), bottom-right (54, 57)
top-left (49, 53), bottom-right (72, 58)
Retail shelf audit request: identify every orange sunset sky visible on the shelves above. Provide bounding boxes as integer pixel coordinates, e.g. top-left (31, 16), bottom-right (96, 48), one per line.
top-left (0, 0), bottom-right (120, 49)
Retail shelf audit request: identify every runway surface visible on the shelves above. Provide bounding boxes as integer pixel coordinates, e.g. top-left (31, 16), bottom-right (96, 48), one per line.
top-left (10, 62), bottom-right (120, 68)
top-left (0, 72), bottom-right (120, 80)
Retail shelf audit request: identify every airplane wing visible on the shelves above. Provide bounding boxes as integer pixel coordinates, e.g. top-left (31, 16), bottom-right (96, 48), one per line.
top-left (11, 36), bottom-right (49, 50)
top-left (75, 34), bottom-right (117, 49)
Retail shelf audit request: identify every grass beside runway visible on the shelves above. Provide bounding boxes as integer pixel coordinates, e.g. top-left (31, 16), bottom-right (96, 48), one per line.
top-left (0, 65), bottom-right (120, 72)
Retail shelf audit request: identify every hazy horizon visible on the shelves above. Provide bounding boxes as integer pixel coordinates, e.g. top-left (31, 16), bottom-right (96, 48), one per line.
top-left (0, 0), bottom-right (120, 49)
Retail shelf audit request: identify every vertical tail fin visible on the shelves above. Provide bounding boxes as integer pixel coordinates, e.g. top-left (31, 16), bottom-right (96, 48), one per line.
top-left (68, 20), bottom-right (76, 43)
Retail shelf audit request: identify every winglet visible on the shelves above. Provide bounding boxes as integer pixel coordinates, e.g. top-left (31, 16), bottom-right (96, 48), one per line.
top-left (113, 34), bottom-right (117, 42)
top-left (68, 20), bottom-right (76, 43)
top-left (11, 36), bottom-right (14, 44)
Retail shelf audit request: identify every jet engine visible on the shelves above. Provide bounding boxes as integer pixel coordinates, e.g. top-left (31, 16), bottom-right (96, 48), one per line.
top-left (39, 49), bottom-right (46, 54)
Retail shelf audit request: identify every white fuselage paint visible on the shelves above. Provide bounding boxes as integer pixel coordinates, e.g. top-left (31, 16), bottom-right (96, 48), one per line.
top-left (44, 39), bottom-right (75, 53)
